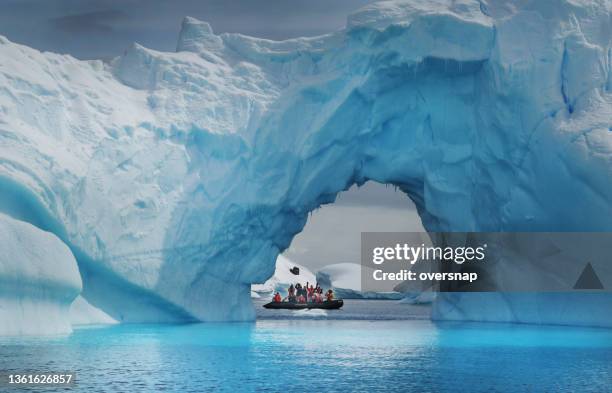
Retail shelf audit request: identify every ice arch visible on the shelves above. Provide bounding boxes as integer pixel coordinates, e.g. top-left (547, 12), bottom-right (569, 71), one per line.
top-left (0, 0), bottom-right (610, 325)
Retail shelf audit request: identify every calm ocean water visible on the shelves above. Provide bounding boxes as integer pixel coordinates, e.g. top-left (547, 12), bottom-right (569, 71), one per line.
top-left (1, 300), bottom-right (610, 392)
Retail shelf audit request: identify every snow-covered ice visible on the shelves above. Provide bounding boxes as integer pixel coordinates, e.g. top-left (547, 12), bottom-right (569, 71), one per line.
top-left (316, 263), bottom-right (403, 299)
top-left (0, 213), bottom-right (81, 335)
top-left (252, 255), bottom-right (315, 296)
top-left (70, 295), bottom-right (118, 326)
top-left (0, 0), bottom-right (610, 327)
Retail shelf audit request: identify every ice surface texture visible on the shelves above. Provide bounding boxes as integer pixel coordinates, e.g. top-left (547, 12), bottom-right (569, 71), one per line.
top-left (0, 213), bottom-right (81, 335)
top-left (0, 0), bottom-right (610, 325)
top-left (69, 295), bottom-right (117, 326)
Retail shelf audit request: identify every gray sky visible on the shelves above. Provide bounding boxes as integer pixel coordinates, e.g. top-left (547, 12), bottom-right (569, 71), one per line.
top-left (285, 182), bottom-right (424, 271)
top-left (0, 0), bottom-right (374, 59)
top-left (0, 0), bottom-right (425, 271)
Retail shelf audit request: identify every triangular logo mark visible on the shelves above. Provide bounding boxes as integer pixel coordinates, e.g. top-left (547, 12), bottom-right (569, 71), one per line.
top-left (573, 262), bottom-right (604, 290)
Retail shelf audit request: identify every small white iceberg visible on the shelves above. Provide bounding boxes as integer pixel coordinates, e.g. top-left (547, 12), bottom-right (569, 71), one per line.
top-left (251, 255), bottom-right (316, 296)
top-left (316, 263), bottom-right (404, 300)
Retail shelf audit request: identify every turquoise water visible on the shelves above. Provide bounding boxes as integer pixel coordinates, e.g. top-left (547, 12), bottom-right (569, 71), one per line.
top-left (1, 300), bottom-right (611, 392)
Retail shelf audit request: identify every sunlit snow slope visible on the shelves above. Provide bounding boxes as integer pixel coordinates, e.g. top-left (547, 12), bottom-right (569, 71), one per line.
top-left (251, 255), bottom-right (315, 296)
top-left (0, 0), bottom-right (610, 325)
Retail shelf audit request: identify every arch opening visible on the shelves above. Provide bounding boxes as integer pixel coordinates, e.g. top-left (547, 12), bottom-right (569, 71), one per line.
top-left (250, 180), bottom-right (437, 305)
top-left (284, 180), bottom-right (426, 271)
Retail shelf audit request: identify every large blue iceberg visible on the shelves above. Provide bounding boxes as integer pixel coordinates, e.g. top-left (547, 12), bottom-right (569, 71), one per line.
top-left (0, 0), bottom-right (610, 334)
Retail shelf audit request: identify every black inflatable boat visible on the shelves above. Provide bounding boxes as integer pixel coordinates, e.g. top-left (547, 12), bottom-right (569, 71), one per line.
top-left (263, 299), bottom-right (343, 310)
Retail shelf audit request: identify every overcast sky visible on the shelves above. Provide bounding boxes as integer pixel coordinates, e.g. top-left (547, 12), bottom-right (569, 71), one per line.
top-left (285, 182), bottom-right (424, 271)
top-left (0, 0), bottom-right (425, 271)
top-left (0, 0), bottom-right (374, 59)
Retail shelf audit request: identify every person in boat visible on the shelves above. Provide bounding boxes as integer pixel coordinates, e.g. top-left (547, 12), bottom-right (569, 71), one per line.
top-left (314, 286), bottom-right (323, 302)
top-left (295, 283), bottom-right (305, 303)
top-left (326, 289), bottom-right (334, 302)
top-left (273, 292), bottom-right (282, 302)
top-left (298, 294), bottom-right (306, 303)
top-left (307, 283), bottom-right (315, 302)
top-left (288, 284), bottom-right (296, 303)
top-left (314, 289), bottom-right (323, 303)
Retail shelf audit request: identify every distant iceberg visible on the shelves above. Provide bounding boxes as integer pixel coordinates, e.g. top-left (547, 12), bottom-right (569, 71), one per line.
top-left (398, 292), bottom-right (436, 305)
top-left (252, 255), bottom-right (315, 297)
top-left (316, 263), bottom-right (404, 300)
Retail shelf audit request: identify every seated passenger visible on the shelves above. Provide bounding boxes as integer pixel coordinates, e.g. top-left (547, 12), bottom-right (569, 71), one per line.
top-left (273, 292), bottom-right (282, 303)
top-left (326, 289), bottom-right (334, 302)
top-left (297, 294), bottom-right (306, 303)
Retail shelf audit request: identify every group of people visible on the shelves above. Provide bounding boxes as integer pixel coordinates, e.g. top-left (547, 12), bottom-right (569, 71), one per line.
top-left (272, 282), bottom-right (334, 304)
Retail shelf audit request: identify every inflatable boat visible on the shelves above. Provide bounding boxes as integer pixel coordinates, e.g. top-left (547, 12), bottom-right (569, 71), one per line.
top-left (263, 299), bottom-right (343, 310)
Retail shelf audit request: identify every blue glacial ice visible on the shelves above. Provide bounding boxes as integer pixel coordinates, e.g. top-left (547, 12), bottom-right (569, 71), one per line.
top-left (0, 213), bottom-right (81, 335)
top-left (0, 0), bottom-right (611, 333)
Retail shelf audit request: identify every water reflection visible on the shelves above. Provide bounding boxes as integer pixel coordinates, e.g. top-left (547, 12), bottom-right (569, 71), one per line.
top-left (1, 309), bottom-right (611, 392)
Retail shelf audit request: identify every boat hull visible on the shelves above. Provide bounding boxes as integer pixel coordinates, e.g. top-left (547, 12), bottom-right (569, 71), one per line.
top-left (263, 300), bottom-right (343, 310)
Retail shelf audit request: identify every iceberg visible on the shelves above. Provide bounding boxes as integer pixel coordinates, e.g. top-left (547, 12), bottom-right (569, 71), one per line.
top-left (0, 213), bottom-right (81, 335)
top-left (398, 292), bottom-right (437, 305)
top-left (316, 263), bottom-right (404, 299)
top-left (70, 295), bottom-right (118, 326)
top-left (0, 0), bottom-right (610, 327)
top-left (251, 255), bottom-right (315, 296)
